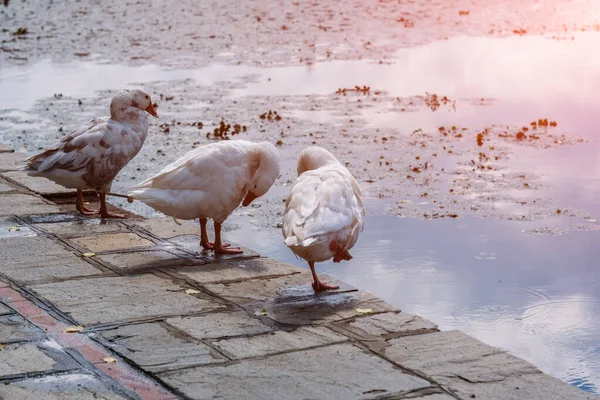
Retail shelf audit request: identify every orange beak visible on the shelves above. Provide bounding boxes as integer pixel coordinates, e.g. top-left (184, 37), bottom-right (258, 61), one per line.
top-left (242, 191), bottom-right (258, 207)
top-left (145, 102), bottom-right (158, 118)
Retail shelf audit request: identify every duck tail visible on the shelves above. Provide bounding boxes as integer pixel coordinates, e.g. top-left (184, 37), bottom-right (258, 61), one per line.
top-left (284, 236), bottom-right (317, 248)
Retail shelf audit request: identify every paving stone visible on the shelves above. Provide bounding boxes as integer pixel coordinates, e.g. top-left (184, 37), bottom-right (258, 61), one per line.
top-left (204, 271), bottom-right (351, 305)
top-left (0, 217), bottom-right (36, 239)
top-left (30, 274), bottom-right (227, 325)
top-left (69, 232), bottom-right (155, 253)
top-left (0, 193), bottom-right (61, 216)
top-left (213, 326), bottom-right (347, 359)
top-left (167, 310), bottom-right (272, 339)
top-left (0, 373), bottom-right (128, 400)
top-left (97, 249), bottom-right (188, 272)
top-left (36, 219), bottom-right (124, 236)
top-left (0, 236), bottom-right (102, 284)
top-left (0, 182), bottom-right (14, 192)
top-left (100, 322), bottom-right (226, 372)
top-left (0, 343), bottom-right (59, 376)
top-left (132, 217), bottom-right (199, 239)
top-left (0, 151), bottom-right (26, 171)
top-left (176, 257), bottom-right (301, 285)
top-left (159, 343), bottom-right (431, 400)
top-left (384, 330), bottom-right (593, 400)
top-left (3, 171), bottom-right (73, 195)
top-left (333, 311), bottom-right (438, 340)
top-left (0, 314), bottom-right (45, 343)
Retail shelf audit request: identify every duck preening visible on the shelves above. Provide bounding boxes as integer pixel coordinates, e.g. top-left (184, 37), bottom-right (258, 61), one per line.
top-left (282, 146), bottom-right (365, 291)
top-left (128, 140), bottom-right (280, 254)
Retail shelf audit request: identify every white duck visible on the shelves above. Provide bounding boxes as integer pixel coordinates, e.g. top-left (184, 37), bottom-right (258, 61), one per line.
top-left (282, 146), bottom-right (365, 291)
top-left (128, 140), bottom-right (280, 254)
top-left (21, 89), bottom-right (158, 218)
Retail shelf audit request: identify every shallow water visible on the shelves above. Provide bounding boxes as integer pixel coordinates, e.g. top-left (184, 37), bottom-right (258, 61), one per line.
top-left (1, 34), bottom-right (600, 393)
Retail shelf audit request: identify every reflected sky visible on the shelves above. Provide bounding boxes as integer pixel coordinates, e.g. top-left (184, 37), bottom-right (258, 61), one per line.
top-left (1, 34), bottom-right (600, 393)
top-left (224, 207), bottom-right (600, 394)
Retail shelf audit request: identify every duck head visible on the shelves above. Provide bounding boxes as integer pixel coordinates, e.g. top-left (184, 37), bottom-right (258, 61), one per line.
top-left (243, 142), bottom-right (281, 206)
top-left (296, 146), bottom-right (340, 175)
top-left (110, 89), bottom-right (158, 119)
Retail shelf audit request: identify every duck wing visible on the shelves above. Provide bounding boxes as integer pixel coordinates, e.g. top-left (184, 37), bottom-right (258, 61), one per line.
top-left (23, 118), bottom-right (145, 189)
top-left (283, 168), bottom-right (362, 248)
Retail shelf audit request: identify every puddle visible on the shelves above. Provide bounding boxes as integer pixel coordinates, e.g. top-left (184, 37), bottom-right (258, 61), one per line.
top-left (1, 34), bottom-right (600, 393)
top-left (224, 206), bottom-right (600, 394)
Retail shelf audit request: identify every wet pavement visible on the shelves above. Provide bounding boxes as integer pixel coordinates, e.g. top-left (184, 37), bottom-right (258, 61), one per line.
top-left (2, 0), bottom-right (600, 396)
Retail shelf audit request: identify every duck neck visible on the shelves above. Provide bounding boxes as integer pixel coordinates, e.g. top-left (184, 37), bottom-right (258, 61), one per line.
top-left (113, 106), bottom-right (149, 131)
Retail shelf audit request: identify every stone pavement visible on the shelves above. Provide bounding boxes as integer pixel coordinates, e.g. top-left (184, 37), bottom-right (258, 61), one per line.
top-left (0, 146), bottom-right (593, 400)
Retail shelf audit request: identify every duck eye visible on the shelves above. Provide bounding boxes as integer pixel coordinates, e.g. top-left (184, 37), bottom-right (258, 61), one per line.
top-left (145, 95), bottom-right (149, 99)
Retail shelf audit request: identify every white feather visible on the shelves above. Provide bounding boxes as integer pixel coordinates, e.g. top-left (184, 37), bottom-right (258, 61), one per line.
top-left (128, 140), bottom-right (280, 224)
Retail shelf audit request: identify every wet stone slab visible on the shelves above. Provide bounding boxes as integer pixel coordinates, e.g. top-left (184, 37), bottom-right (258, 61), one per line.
top-left (384, 330), bottom-right (593, 400)
top-left (36, 219), bottom-right (124, 237)
top-left (159, 343), bottom-right (432, 400)
top-left (30, 274), bottom-right (228, 325)
top-left (20, 213), bottom-right (87, 225)
top-left (97, 249), bottom-right (190, 272)
top-left (203, 270), bottom-right (351, 305)
top-left (2, 171), bottom-right (74, 195)
top-left (166, 310), bottom-right (272, 340)
top-left (69, 232), bottom-right (155, 253)
top-left (0, 373), bottom-right (129, 400)
top-left (0, 236), bottom-right (103, 284)
top-left (212, 326), bottom-right (347, 360)
top-left (131, 217), bottom-right (200, 239)
top-left (100, 322), bottom-right (226, 372)
top-left (168, 234), bottom-right (259, 260)
top-left (175, 257), bottom-right (301, 285)
top-left (204, 272), bottom-right (395, 325)
top-left (0, 314), bottom-right (46, 343)
top-left (0, 193), bottom-right (61, 216)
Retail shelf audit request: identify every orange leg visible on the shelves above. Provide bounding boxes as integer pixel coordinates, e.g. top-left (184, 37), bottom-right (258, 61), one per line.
top-left (309, 261), bottom-right (339, 292)
top-left (76, 189), bottom-right (98, 215)
top-left (200, 218), bottom-right (213, 249)
top-left (213, 222), bottom-right (242, 254)
top-left (99, 193), bottom-right (127, 219)
top-left (199, 218), bottom-right (231, 250)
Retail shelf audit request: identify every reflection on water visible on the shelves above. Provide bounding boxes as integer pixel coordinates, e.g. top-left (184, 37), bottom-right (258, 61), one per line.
top-left (2, 34), bottom-right (600, 393)
top-left (223, 206), bottom-right (600, 394)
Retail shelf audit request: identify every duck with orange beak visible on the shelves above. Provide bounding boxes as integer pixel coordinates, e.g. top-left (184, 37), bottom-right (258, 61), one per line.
top-left (22, 89), bottom-right (158, 218)
top-left (128, 140), bottom-right (280, 254)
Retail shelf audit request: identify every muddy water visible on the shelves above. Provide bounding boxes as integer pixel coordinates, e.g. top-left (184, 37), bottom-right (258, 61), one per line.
top-left (1, 35), bottom-right (599, 393)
